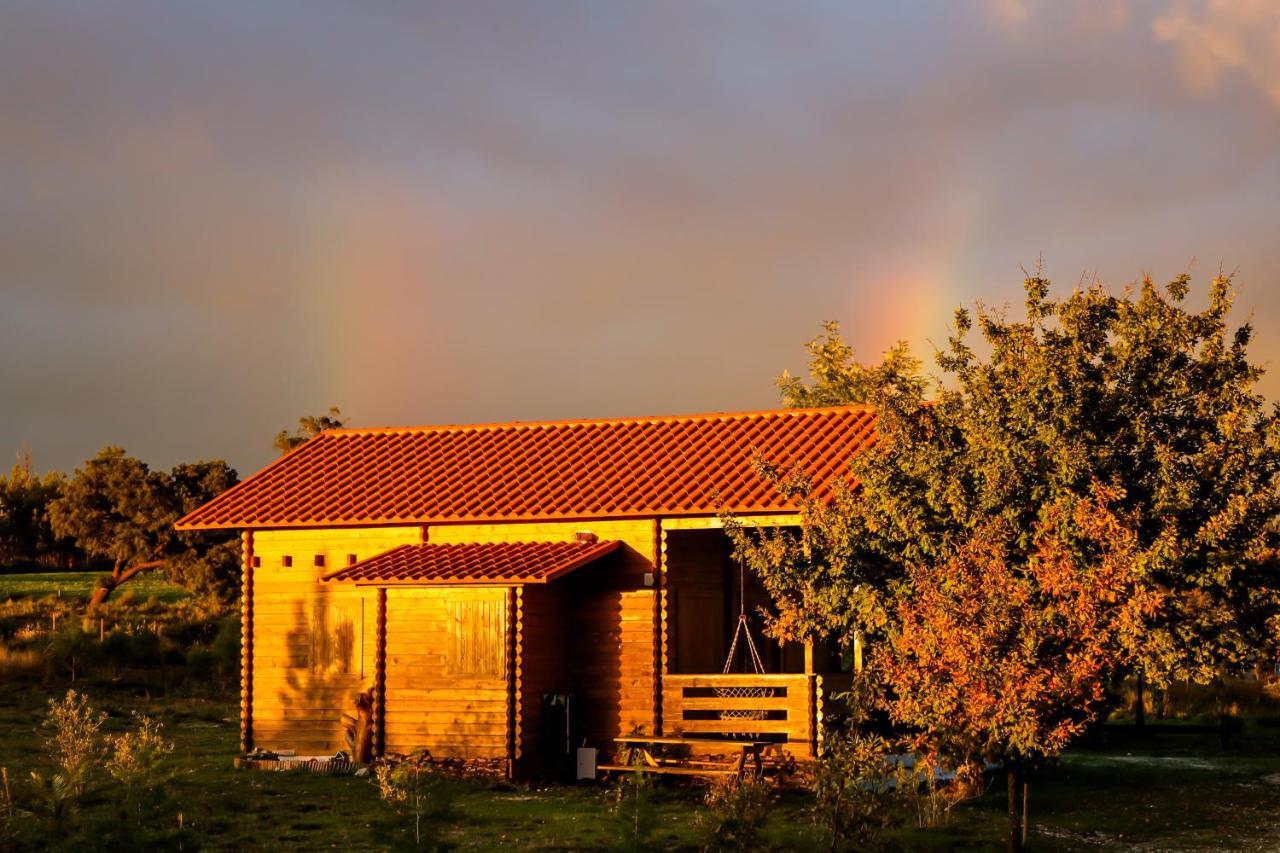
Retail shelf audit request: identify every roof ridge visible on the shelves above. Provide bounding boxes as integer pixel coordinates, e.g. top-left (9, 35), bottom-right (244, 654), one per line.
top-left (320, 404), bottom-right (875, 438)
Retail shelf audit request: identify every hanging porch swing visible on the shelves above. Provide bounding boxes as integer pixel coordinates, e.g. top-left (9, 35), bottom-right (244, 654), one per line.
top-left (714, 558), bottom-right (770, 721)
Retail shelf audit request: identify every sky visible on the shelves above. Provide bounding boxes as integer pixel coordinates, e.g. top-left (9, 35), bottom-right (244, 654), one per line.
top-left (3, 0), bottom-right (1280, 476)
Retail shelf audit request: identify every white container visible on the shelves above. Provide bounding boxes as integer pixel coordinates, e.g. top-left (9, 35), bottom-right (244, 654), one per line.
top-left (576, 747), bottom-right (598, 780)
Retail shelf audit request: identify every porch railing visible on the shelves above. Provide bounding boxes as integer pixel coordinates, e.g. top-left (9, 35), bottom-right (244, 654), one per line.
top-left (661, 673), bottom-right (843, 756)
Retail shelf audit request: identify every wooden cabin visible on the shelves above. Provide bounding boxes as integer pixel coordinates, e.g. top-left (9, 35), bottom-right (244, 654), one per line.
top-left (175, 405), bottom-right (875, 776)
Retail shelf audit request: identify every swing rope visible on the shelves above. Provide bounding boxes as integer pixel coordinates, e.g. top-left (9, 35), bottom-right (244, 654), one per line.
top-left (715, 557), bottom-right (769, 722)
top-left (722, 555), bottom-right (765, 675)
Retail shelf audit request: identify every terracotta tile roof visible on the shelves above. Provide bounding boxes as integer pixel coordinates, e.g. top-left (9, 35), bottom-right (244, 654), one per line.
top-left (321, 539), bottom-right (622, 586)
top-left (175, 405), bottom-right (876, 530)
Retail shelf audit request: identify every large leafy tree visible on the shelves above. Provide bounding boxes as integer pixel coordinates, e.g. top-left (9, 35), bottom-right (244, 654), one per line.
top-left (732, 274), bottom-right (1280, 849)
top-left (743, 274), bottom-right (1279, 681)
top-left (274, 407), bottom-right (346, 455)
top-left (48, 448), bottom-right (240, 609)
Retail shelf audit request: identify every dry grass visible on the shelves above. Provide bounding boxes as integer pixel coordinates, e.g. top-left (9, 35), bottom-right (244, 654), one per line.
top-left (0, 646), bottom-right (41, 680)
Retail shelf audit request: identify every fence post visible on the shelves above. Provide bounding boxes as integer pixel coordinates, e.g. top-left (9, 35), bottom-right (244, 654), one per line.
top-left (810, 674), bottom-right (820, 759)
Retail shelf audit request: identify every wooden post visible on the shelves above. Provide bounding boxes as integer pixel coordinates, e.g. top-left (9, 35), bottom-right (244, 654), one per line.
top-left (803, 641), bottom-right (815, 675)
top-left (853, 632), bottom-right (864, 674)
top-left (811, 674), bottom-right (822, 758)
top-left (653, 518), bottom-right (664, 737)
top-left (505, 587), bottom-right (520, 778)
top-left (240, 530), bottom-right (254, 754)
top-left (374, 587), bottom-right (387, 758)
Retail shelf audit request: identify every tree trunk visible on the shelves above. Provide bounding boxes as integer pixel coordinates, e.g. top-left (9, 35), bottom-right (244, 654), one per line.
top-left (86, 560), bottom-right (165, 613)
top-left (1135, 668), bottom-right (1146, 729)
top-left (1007, 763), bottom-right (1024, 853)
top-left (87, 580), bottom-right (116, 612)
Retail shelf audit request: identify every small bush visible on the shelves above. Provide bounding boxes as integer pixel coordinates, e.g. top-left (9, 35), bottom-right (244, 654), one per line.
top-left (610, 764), bottom-right (657, 852)
top-left (47, 628), bottom-right (98, 681)
top-left (105, 713), bottom-right (174, 791)
top-left (26, 769), bottom-right (81, 836)
top-left (375, 752), bottom-right (457, 849)
top-left (42, 690), bottom-right (105, 796)
top-left (813, 732), bottom-right (897, 850)
top-left (702, 774), bottom-right (774, 852)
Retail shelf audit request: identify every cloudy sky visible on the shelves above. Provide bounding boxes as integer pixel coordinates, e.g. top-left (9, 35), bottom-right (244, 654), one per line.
top-left (3, 0), bottom-right (1279, 476)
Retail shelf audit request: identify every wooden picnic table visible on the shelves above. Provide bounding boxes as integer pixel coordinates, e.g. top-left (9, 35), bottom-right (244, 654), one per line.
top-left (599, 735), bottom-right (779, 780)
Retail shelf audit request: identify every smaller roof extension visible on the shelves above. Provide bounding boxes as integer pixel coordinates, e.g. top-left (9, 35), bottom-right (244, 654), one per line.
top-left (321, 539), bottom-right (623, 586)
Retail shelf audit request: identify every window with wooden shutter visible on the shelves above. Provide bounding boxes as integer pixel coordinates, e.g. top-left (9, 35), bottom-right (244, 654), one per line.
top-left (445, 598), bottom-right (506, 678)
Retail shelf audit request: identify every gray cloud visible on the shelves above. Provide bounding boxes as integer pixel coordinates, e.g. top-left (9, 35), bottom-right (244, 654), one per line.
top-left (2, 1), bottom-right (1278, 475)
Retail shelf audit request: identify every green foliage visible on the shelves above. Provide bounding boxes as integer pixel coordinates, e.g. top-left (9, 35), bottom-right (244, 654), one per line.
top-left (739, 273), bottom-right (1279, 683)
top-left (41, 690), bottom-right (105, 798)
top-left (0, 449), bottom-right (77, 569)
top-left (186, 615), bottom-right (241, 686)
top-left (777, 321), bottom-right (925, 408)
top-left (375, 752), bottom-right (456, 849)
top-left (105, 713), bottom-right (174, 793)
top-left (610, 764), bottom-right (657, 852)
top-left (812, 731), bottom-right (898, 850)
top-left (26, 769), bottom-right (80, 837)
top-left (47, 448), bottom-right (240, 603)
top-left (738, 275), bottom-right (1280, 846)
top-left (700, 774), bottom-right (774, 852)
top-left (47, 629), bottom-right (99, 682)
top-left (274, 407), bottom-right (346, 455)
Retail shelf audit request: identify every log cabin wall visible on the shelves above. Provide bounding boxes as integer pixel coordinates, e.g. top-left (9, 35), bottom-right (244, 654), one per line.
top-left (248, 526), bottom-right (423, 754)
top-left (517, 583), bottom-right (569, 771)
top-left (428, 519), bottom-right (660, 749)
top-left (246, 517), bottom-right (816, 763)
top-left (383, 586), bottom-right (510, 759)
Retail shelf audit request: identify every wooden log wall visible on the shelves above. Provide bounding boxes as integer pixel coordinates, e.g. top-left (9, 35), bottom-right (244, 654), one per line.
top-left (430, 520), bottom-right (660, 749)
top-left (383, 586), bottom-right (510, 759)
top-left (247, 526), bottom-right (421, 755)
top-left (241, 530), bottom-right (254, 753)
top-left (517, 583), bottom-right (569, 772)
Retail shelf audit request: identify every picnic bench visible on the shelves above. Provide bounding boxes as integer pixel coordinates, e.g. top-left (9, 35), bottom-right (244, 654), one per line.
top-left (597, 735), bottom-right (784, 780)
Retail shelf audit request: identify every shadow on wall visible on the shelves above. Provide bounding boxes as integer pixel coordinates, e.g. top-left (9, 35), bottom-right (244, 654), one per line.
top-left (272, 597), bottom-right (360, 753)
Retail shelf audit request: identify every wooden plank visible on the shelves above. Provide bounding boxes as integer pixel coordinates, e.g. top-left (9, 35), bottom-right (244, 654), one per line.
top-left (597, 764), bottom-right (738, 777)
top-left (664, 674), bottom-right (809, 687)
top-left (615, 736), bottom-right (761, 747)
top-left (672, 697), bottom-right (799, 712)
top-left (668, 719), bottom-right (804, 735)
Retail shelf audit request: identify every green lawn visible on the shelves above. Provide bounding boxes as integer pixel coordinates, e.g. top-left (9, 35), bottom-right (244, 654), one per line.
top-left (2, 681), bottom-right (1279, 850)
top-left (0, 570), bottom-right (190, 604)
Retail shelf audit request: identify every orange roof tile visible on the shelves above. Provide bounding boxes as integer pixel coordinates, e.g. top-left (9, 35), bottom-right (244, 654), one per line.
top-left (321, 539), bottom-right (622, 586)
top-left (175, 405), bottom-right (876, 530)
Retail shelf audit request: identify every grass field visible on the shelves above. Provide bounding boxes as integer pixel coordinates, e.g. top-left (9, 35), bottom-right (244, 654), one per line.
top-left (1, 682), bottom-right (1279, 850)
top-left (0, 570), bottom-right (190, 603)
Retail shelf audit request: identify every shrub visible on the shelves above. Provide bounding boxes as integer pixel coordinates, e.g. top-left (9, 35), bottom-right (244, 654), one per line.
top-left (187, 615), bottom-right (240, 685)
top-left (41, 690), bottom-right (105, 797)
top-left (47, 628), bottom-right (98, 681)
top-left (610, 764), bottom-right (657, 852)
top-left (701, 774), bottom-right (774, 852)
top-left (26, 769), bottom-right (80, 836)
top-left (105, 713), bottom-right (174, 791)
top-left (812, 732), bottom-right (898, 850)
top-left (375, 752), bottom-right (457, 849)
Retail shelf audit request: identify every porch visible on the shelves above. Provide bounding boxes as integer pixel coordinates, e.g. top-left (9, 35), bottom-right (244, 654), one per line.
top-left (659, 672), bottom-right (853, 757)
top-left (658, 525), bottom-right (855, 757)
